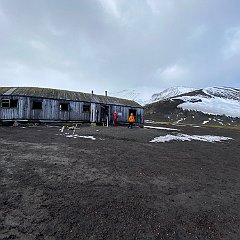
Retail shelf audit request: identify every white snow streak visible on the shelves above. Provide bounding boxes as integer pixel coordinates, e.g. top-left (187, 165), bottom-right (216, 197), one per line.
top-left (150, 134), bottom-right (232, 143)
top-left (65, 134), bottom-right (96, 140)
top-left (144, 125), bottom-right (179, 131)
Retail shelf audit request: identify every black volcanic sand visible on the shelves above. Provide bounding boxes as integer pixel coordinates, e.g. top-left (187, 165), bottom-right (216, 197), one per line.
top-left (0, 124), bottom-right (240, 240)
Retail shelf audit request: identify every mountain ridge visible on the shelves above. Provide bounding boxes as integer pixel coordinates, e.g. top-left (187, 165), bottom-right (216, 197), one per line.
top-left (144, 86), bottom-right (240, 123)
top-left (111, 86), bottom-right (240, 120)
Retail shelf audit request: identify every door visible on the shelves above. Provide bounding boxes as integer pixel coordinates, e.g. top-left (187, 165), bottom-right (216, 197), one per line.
top-left (100, 105), bottom-right (109, 125)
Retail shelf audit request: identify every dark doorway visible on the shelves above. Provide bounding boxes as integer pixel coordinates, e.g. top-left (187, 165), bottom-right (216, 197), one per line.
top-left (129, 109), bottom-right (136, 117)
top-left (100, 105), bottom-right (109, 124)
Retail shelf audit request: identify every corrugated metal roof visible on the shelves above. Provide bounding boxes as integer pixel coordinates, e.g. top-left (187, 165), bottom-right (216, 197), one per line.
top-left (0, 87), bottom-right (142, 108)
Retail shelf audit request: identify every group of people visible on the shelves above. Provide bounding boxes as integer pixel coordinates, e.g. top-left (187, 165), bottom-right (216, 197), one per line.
top-left (113, 111), bottom-right (135, 128)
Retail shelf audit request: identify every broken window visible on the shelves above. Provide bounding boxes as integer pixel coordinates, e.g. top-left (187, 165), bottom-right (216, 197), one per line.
top-left (1, 99), bottom-right (18, 108)
top-left (32, 100), bottom-right (42, 110)
top-left (83, 104), bottom-right (90, 112)
top-left (10, 99), bottom-right (18, 108)
top-left (60, 103), bottom-right (69, 111)
top-left (1, 99), bottom-right (10, 108)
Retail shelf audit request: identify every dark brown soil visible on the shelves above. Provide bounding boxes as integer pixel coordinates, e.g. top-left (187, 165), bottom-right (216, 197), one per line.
top-left (0, 124), bottom-right (240, 240)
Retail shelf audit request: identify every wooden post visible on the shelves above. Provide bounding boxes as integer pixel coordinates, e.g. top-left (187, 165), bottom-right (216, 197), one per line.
top-left (90, 103), bottom-right (96, 125)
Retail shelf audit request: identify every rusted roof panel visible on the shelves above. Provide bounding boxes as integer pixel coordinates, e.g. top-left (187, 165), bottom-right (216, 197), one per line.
top-left (0, 87), bottom-right (142, 108)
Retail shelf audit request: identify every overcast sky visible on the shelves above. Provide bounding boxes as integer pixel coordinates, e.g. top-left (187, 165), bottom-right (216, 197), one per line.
top-left (0, 0), bottom-right (240, 95)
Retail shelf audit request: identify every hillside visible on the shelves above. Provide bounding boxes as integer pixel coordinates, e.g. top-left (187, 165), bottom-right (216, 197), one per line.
top-left (150, 87), bottom-right (197, 103)
top-left (144, 86), bottom-right (240, 125)
top-left (109, 86), bottom-right (240, 125)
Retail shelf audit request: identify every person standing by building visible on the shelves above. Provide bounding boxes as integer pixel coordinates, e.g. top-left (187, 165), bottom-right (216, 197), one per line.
top-left (128, 113), bottom-right (135, 128)
top-left (113, 111), bottom-right (118, 126)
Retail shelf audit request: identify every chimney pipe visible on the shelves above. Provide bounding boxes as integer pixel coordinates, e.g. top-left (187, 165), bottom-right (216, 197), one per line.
top-left (91, 90), bottom-right (94, 95)
top-left (105, 91), bottom-right (107, 96)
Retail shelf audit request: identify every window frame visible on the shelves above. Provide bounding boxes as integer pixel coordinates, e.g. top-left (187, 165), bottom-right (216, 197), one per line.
top-left (1, 99), bottom-right (10, 108)
top-left (59, 102), bottom-right (69, 111)
top-left (10, 99), bottom-right (18, 108)
top-left (1, 99), bottom-right (18, 108)
top-left (32, 100), bottom-right (43, 110)
top-left (83, 104), bottom-right (91, 112)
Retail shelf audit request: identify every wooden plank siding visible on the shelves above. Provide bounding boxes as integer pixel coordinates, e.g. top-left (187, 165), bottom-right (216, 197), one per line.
top-left (0, 87), bottom-right (144, 124)
top-left (0, 96), bottom-right (90, 121)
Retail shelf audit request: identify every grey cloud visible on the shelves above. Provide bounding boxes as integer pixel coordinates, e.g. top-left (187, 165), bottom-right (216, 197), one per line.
top-left (0, 0), bottom-right (240, 95)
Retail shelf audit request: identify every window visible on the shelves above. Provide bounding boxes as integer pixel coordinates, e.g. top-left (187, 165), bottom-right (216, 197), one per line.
top-left (10, 99), bottom-right (18, 108)
top-left (1, 99), bottom-right (10, 108)
top-left (32, 100), bottom-right (42, 109)
top-left (1, 99), bottom-right (18, 108)
top-left (60, 103), bottom-right (69, 111)
top-left (83, 104), bottom-right (90, 112)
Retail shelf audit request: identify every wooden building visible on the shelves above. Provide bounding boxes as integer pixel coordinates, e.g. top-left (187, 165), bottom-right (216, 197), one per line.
top-left (0, 87), bottom-right (143, 125)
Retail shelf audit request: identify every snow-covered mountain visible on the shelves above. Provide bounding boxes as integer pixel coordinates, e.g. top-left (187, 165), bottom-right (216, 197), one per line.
top-left (203, 87), bottom-right (240, 101)
top-left (110, 86), bottom-right (240, 118)
top-left (150, 87), bottom-right (197, 103)
top-left (109, 86), bottom-right (195, 105)
top-left (109, 86), bottom-right (163, 106)
top-left (174, 86), bottom-right (240, 118)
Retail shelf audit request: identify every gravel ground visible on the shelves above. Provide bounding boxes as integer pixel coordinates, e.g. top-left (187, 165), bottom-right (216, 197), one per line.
top-left (0, 124), bottom-right (240, 240)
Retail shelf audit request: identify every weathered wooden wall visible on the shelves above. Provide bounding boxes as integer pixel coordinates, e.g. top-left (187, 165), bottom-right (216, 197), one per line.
top-left (0, 96), bottom-right (143, 123)
top-left (109, 105), bottom-right (143, 123)
top-left (0, 96), bottom-right (91, 121)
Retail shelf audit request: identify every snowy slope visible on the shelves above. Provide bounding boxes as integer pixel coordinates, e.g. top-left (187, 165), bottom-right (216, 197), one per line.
top-left (109, 87), bottom-right (162, 106)
top-left (110, 86), bottom-right (240, 118)
top-left (203, 87), bottom-right (240, 101)
top-left (174, 87), bottom-right (240, 118)
top-left (176, 95), bottom-right (240, 117)
top-left (109, 86), bottom-right (196, 105)
top-left (150, 87), bottom-right (197, 103)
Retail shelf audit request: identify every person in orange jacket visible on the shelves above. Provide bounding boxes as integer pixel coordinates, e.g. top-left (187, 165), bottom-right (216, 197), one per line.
top-left (128, 113), bottom-right (135, 128)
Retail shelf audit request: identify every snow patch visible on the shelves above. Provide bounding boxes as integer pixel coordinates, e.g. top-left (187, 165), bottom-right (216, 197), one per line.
top-left (65, 135), bottom-right (96, 140)
top-left (150, 134), bottom-right (232, 143)
top-left (144, 119), bottom-right (155, 124)
top-left (144, 125), bottom-right (179, 131)
top-left (176, 118), bottom-right (184, 123)
top-left (56, 133), bottom-right (96, 140)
